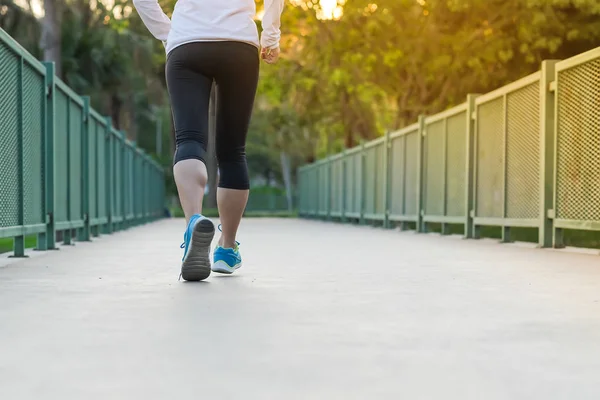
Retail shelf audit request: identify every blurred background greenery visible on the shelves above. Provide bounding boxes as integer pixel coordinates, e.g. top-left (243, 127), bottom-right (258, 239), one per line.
top-left (2, 0), bottom-right (600, 241)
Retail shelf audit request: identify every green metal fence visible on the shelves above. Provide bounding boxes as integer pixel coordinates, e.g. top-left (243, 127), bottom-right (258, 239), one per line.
top-left (298, 47), bottom-right (600, 248)
top-left (0, 28), bottom-right (165, 256)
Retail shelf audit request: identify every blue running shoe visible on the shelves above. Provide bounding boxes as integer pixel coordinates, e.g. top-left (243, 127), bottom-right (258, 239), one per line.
top-left (180, 214), bottom-right (215, 281)
top-left (212, 225), bottom-right (242, 274)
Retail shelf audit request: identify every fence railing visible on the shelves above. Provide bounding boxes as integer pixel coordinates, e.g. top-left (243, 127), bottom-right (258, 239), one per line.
top-left (0, 28), bottom-right (165, 256)
top-left (298, 46), bottom-right (600, 248)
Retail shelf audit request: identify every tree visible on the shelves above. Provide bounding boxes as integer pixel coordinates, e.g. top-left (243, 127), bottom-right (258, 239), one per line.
top-left (40, 0), bottom-right (62, 76)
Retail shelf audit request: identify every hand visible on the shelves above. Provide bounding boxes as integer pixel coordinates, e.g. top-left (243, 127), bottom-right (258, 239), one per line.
top-left (260, 46), bottom-right (280, 64)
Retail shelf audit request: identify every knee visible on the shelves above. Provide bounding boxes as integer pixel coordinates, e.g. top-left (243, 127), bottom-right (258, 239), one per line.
top-left (174, 134), bottom-right (206, 165)
top-left (217, 152), bottom-right (249, 190)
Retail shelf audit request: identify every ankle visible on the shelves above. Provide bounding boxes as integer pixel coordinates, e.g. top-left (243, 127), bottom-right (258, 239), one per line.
top-left (218, 237), bottom-right (237, 249)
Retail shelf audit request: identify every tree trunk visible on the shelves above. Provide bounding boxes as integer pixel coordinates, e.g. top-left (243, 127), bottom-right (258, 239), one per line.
top-left (110, 94), bottom-right (122, 129)
top-left (40, 0), bottom-right (62, 77)
top-left (204, 82), bottom-right (218, 209)
top-left (280, 151), bottom-right (293, 211)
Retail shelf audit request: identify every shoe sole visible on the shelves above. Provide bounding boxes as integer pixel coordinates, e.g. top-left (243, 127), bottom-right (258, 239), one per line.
top-left (211, 260), bottom-right (242, 275)
top-left (181, 219), bottom-right (215, 281)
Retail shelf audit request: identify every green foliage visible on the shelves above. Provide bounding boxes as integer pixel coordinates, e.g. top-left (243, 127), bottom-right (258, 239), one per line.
top-left (2, 0), bottom-right (170, 157)
top-left (4, 0), bottom-right (600, 194)
top-left (252, 0), bottom-right (600, 171)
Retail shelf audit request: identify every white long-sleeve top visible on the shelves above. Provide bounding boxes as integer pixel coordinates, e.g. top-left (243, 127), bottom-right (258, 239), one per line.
top-left (133, 0), bottom-right (284, 54)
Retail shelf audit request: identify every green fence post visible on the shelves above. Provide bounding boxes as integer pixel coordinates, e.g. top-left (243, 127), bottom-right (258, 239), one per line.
top-left (36, 64), bottom-right (49, 250)
top-left (383, 131), bottom-right (391, 229)
top-left (142, 153), bottom-right (148, 223)
top-left (133, 148), bottom-right (138, 225)
top-left (103, 117), bottom-right (113, 234)
top-left (42, 62), bottom-right (57, 251)
top-left (441, 119), bottom-right (450, 235)
top-left (359, 141), bottom-right (366, 225)
top-left (500, 93), bottom-right (512, 243)
top-left (399, 135), bottom-right (409, 232)
top-left (62, 97), bottom-right (73, 246)
top-left (12, 54), bottom-right (26, 257)
top-left (326, 156), bottom-right (332, 221)
top-left (465, 94), bottom-right (477, 239)
top-left (539, 60), bottom-right (559, 248)
top-left (152, 164), bottom-right (157, 219)
top-left (78, 97), bottom-right (91, 241)
top-left (138, 151), bottom-right (143, 224)
top-left (296, 167), bottom-right (302, 216)
top-left (119, 139), bottom-right (124, 228)
top-left (147, 156), bottom-right (152, 222)
top-left (141, 152), bottom-right (146, 223)
top-left (120, 132), bottom-right (127, 230)
top-left (92, 116), bottom-right (101, 238)
top-left (416, 115), bottom-right (426, 233)
top-left (341, 150), bottom-right (347, 223)
top-left (314, 163), bottom-right (319, 219)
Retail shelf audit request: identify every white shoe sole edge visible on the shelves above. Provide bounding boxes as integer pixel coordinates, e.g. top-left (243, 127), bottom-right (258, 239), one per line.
top-left (211, 260), bottom-right (242, 275)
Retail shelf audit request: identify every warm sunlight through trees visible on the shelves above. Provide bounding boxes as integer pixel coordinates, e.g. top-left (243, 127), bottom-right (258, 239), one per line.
top-left (2, 0), bottom-right (600, 186)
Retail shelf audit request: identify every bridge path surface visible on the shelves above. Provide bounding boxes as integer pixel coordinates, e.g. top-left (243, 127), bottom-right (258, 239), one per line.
top-left (1, 218), bottom-right (600, 399)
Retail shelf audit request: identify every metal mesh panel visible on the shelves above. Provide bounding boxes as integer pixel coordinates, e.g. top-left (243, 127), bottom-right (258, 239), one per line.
top-left (353, 153), bottom-right (363, 214)
top-left (556, 59), bottom-right (600, 221)
top-left (506, 82), bottom-right (540, 219)
top-left (0, 44), bottom-right (20, 228)
top-left (137, 155), bottom-right (143, 217)
top-left (98, 126), bottom-right (107, 219)
top-left (330, 158), bottom-right (343, 214)
top-left (122, 148), bottom-right (127, 218)
top-left (132, 153), bottom-right (138, 217)
top-left (88, 120), bottom-right (97, 219)
top-left (298, 170), bottom-right (305, 212)
top-left (129, 151), bottom-right (135, 216)
top-left (111, 137), bottom-right (116, 216)
top-left (311, 167), bottom-right (319, 213)
top-left (304, 169), bottom-right (311, 213)
top-left (344, 154), bottom-right (355, 214)
top-left (22, 65), bottom-right (45, 226)
top-left (318, 164), bottom-right (328, 213)
top-left (424, 121), bottom-right (445, 216)
top-left (446, 112), bottom-right (467, 217)
top-left (143, 161), bottom-right (148, 217)
top-left (69, 102), bottom-right (83, 221)
top-left (127, 149), bottom-right (133, 216)
top-left (404, 131), bottom-right (419, 216)
top-left (476, 97), bottom-right (504, 218)
top-left (131, 153), bottom-right (137, 217)
top-left (118, 141), bottom-right (123, 217)
top-left (374, 143), bottom-right (385, 215)
top-left (54, 89), bottom-right (69, 223)
top-left (364, 146), bottom-right (377, 215)
top-left (113, 137), bottom-right (121, 217)
top-left (304, 168), bottom-right (311, 213)
top-left (389, 136), bottom-right (405, 215)
top-left (130, 151), bottom-right (135, 216)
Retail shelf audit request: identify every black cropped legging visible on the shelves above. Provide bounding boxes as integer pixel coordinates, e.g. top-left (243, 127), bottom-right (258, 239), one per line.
top-left (165, 41), bottom-right (259, 190)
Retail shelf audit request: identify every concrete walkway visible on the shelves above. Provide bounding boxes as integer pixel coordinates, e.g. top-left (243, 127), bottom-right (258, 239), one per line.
top-left (1, 218), bottom-right (600, 399)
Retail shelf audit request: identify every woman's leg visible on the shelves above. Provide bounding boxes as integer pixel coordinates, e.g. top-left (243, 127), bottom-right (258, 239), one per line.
top-left (166, 44), bottom-right (216, 281)
top-left (214, 43), bottom-right (260, 249)
top-left (166, 47), bottom-right (213, 224)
